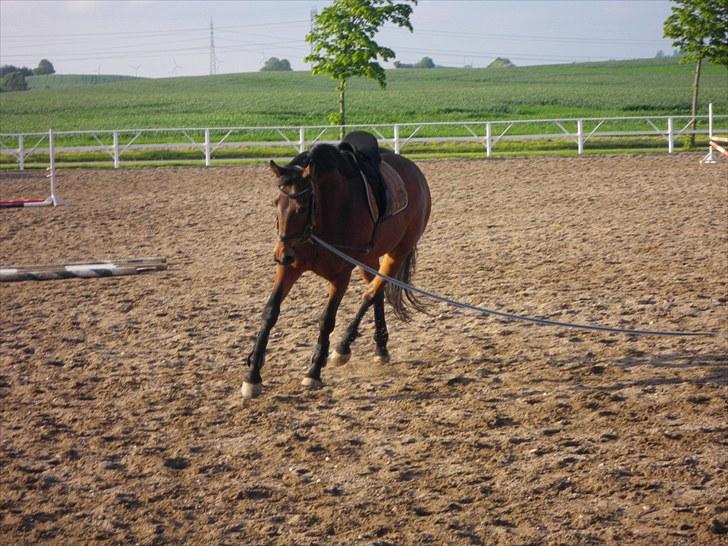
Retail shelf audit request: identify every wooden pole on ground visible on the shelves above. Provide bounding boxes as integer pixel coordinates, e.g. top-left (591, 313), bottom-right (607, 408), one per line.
top-left (0, 257), bottom-right (167, 282)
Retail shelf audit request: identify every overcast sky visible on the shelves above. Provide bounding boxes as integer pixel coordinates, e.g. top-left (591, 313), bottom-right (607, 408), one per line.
top-left (0, 0), bottom-right (677, 78)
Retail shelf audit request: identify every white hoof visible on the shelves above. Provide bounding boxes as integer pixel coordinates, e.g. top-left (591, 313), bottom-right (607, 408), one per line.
top-left (241, 382), bottom-right (263, 399)
top-left (373, 354), bottom-right (390, 365)
top-left (301, 377), bottom-right (323, 389)
top-left (328, 350), bottom-right (351, 366)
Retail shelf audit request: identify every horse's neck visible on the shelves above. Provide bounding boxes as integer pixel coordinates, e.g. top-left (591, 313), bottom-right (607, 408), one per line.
top-left (316, 172), bottom-right (373, 242)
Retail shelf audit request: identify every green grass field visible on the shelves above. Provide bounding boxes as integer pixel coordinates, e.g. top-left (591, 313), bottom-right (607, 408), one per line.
top-left (1, 58), bottom-right (726, 133)
top-left (1, 58), bottom-right (726, 165)
top-left (24, 74), bottom-right (143, 91)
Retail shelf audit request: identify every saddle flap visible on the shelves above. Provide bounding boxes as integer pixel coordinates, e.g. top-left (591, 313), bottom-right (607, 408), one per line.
top-left (380, 161), bottom-right (408, 218)
top-left (360, 161), bottom-right (408, 221)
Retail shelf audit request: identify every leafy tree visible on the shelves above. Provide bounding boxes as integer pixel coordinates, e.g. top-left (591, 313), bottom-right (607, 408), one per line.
top-left (394, 57), bottom-right (434, 69)
top-left (664, 0), bottom-right (728, 146)
top-left (305, 0), bottom-right (416, 138)
top-left (487, 57), bottom-right (515, 68)
top-left (260, 57), bottom-right (292, 71)
top-left (0, 64), bottom-right (32, 78)
top-left (0, 70), bottom-right (28, 92)
top-left (34, 59), bottom-right (55, 75)
top-left (0, 64), bottom-right (20, 78)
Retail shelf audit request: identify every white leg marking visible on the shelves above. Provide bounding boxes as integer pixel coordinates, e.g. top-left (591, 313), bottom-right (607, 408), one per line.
top-left (328, 350), bottom-right (351, 366)
top-left (241, 382), bottom-right (263, 399)
top-left (301, 377), bottom-right (324, 389)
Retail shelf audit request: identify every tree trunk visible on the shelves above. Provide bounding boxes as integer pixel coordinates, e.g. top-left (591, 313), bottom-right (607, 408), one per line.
top-left (338, 79), bottom-right (346, 140)
top-left (690, 58), bottom-right (702, 148)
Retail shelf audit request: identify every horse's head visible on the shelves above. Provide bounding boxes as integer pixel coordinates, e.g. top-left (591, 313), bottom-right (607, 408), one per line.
top-left (268, 145), bottom-right (358, 266)
top-left (269, 159), bottom-right (314, 266)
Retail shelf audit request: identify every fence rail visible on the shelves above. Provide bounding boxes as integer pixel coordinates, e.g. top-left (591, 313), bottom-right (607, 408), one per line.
top-left (1, 112), bottom-right (726, 169)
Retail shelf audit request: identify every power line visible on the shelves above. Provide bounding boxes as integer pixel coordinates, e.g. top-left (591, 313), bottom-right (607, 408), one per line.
top-left (0, 20), bottom-right (309, 41)
top-left (393, 46), bottom-right (633, 64)
top-left (383, 26), bottom-right (670, 45)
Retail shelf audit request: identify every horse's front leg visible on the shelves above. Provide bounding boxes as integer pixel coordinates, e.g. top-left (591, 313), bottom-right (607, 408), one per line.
top-left (302, 272), bottom-right (351, 389)
top-left (242, 266), bottom-right (301, 399)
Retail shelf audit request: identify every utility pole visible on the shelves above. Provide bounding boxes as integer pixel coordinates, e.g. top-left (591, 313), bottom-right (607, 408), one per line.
top-left (309, 8), bottom-right (317, 70)
top-left (209, 18), bottom-right (217, 76)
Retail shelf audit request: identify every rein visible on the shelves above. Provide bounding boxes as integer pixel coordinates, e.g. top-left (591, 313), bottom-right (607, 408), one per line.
top-left (311, 234), bottom-right (719, 339)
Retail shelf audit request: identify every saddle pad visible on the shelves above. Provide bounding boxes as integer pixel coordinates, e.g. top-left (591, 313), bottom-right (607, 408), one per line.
top-left (380, 161), bottom-right (408, 218)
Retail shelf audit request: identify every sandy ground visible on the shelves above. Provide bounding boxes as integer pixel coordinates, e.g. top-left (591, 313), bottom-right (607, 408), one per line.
top-left (1, 154), bottom-right (727, 545)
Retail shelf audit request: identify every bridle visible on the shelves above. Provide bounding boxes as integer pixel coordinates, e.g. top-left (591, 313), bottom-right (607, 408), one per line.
top-left (275, 163), bottom-right (376, 255)
top-left (276, 178), bottom-right (316, 245)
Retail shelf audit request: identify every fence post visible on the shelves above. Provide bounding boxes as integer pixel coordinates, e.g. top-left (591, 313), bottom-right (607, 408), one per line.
top-left (204, 128), bottom-right (211, 167)
top-left (299, 127), bottom-right (305, 153)
top-left (48, 129), bottom-right (57, 201)
top-left (577, 119), bottom-right (584, 155)
top-left (667, 117), bottom-right (674, 154)
top-left (394, 124), bottom-right (400, 154)
top-left (113, 131), bottom-right (120, 168)
top-left (485, 122), bottom-right (492, 157)
top-left (18, 135), bottom-right (25, 171)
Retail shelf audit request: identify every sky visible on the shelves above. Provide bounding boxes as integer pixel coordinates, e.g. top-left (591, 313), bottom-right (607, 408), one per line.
top-left (0, 0), bottom-right (678, 78)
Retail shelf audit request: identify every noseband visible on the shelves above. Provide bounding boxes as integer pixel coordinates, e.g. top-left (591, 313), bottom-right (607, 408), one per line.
top-left (277, 182), bottom-right (315, 245)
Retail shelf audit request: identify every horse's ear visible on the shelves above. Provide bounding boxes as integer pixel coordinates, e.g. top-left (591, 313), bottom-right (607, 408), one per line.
top-left (269, 160), bottom-right (284, 178)
top-left (302, 162), bottom-right (314, 179)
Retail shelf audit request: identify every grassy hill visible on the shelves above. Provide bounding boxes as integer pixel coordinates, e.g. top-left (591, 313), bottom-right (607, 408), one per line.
top-left (0, 58), bottom-right (726, 134)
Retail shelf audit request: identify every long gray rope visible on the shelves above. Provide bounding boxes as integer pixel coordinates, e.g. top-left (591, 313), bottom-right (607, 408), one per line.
top-left (312, 235), bottom-right (719, 338)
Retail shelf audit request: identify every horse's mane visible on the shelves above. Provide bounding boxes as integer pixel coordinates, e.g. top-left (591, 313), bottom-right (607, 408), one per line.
top-left (287, 144), bottom-right (358, 178)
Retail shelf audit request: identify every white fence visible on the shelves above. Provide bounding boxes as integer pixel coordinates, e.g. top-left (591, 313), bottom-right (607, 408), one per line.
top-left (1, 111), bottom-right (726, 169)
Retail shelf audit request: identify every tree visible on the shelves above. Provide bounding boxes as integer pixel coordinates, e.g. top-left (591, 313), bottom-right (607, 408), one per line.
top-left (394, 57), bottom-right (435, 69)
top-left (305, 0), bottom-right (416, 138)
top-left (260, 57), bottom-right (292, 71)
top-left (34, 59), bottom-right (55, 75)
top-left (0, 70), bottom-right (28, 92)
top-left (0, 64), bottom-right (32, 78)
top-left (487, 57), bottom-right (515, 68)
top-left (664, 0), bottom-right (728, 146)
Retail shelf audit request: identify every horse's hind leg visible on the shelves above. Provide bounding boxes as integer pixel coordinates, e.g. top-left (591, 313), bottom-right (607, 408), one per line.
top-left (372, 292), bottom-right (389, 363)
top-left (330, 256), bottom-right (397, 365)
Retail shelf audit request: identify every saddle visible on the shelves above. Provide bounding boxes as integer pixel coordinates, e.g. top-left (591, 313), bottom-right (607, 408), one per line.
top-left (338, 131), bottom-right (408, 222)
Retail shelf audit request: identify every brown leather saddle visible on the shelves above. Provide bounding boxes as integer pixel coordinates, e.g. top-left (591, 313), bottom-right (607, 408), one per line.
top-left (338, 131), bottom-right (408, 223)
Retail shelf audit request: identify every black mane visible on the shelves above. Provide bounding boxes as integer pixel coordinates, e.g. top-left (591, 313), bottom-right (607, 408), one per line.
top-left (287, 143), bottom-right (358, 178)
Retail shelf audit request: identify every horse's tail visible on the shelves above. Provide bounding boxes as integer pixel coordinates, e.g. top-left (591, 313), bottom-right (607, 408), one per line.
top-left (384, 247), bottom-right (430, 322)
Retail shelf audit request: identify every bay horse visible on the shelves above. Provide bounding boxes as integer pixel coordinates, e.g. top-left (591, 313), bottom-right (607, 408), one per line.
top-left (242, 133), bottom-right (431, 398)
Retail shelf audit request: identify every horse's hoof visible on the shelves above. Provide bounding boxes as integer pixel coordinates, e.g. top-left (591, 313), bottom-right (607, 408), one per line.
top-left (328, 350), bottom-right (351, 366)
top-left (373, 354), bottom-right (390, 365)
top-left (241, 382), bottom-right (263, 399)
top-left (301, 377), bottom-right (324, 389)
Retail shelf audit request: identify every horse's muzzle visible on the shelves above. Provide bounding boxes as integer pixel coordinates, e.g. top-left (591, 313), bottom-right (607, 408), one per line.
top-left (274, 242), bottom-right (296, 266)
